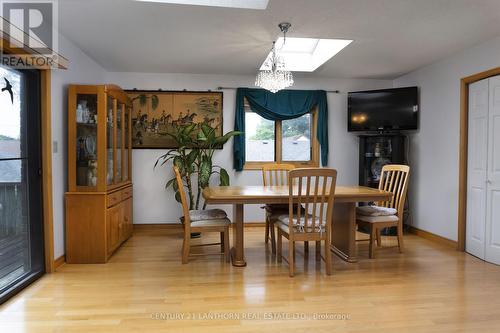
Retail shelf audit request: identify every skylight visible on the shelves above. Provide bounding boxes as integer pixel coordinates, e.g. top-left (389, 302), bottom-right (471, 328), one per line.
top-left (260, 37), bottom-right (353, 72)
top-left (135, 0), bottom-right (269, 10)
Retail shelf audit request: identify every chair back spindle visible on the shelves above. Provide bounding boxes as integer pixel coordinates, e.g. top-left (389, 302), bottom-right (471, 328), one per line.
top-left (262, 163), bottom-right (295, 187)
top-left (288, 168), bottom-right (337, 234)
top-left (377, 165), bottom-right (410, 218)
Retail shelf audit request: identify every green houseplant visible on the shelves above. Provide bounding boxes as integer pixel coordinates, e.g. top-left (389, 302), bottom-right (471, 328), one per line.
top-left (155, 123), bottom-right (242, 211)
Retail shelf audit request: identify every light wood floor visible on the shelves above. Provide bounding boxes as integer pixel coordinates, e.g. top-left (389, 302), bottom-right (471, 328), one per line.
top-left (1, 226), bottom-right (500, 333)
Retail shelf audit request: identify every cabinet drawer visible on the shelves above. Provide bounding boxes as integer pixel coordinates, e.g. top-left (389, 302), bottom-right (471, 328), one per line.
top-left (122, 186), bottom-right (133, 200)
top-left (107, 191), bottom-right (121, 207)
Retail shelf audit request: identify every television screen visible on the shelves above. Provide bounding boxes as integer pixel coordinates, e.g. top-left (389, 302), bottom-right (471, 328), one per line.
top-left (348, 87), bottom-right (418, 132)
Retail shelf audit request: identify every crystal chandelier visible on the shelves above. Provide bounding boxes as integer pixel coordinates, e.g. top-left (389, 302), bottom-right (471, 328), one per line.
top-left (255, 22), bottom-right (294, 93)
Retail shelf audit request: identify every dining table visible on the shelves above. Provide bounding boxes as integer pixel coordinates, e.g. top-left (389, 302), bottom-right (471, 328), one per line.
top-left (202, 185), bottom-right (392, 267)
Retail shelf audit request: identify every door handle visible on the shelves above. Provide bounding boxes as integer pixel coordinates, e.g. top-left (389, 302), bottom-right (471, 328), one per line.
top-left (487, 179), bottom-right (493, 184)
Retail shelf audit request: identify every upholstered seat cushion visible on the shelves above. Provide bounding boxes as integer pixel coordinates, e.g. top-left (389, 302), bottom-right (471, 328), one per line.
top-left (277, 214), bottom-right (326, 233)
top-left (356, 215), bottom-right (399, 223)
top-left (356, 205), bottom-right (397, 217)
top-left (191, 218), bottom-right (231, 228)
top-left (189, 209), bottom-right (227, 221)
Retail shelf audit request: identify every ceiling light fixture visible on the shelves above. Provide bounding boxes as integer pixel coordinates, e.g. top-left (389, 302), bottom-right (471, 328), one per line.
top-left (255, 22), bottom-right (294, 93)
top-left (135, 0), bottom-right (269, 10)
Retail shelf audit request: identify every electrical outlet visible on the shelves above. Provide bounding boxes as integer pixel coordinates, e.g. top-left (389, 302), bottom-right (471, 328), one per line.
top-left (53, 141), bottom-right (58, 153)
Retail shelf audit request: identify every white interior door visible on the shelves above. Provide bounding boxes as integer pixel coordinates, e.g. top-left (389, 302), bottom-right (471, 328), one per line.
top-left (466, 79), bottom-right (489, 259)
top-left (485, 76), bottom-right (500, 265)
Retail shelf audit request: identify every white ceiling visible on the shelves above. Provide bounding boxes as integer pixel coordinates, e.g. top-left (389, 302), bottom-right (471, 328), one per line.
top-left (59, 0), bottom-right (500, 79)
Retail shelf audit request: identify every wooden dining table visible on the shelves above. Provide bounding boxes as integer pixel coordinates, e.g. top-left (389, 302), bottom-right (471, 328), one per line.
top-left (202, 185), bottom-right (392, 267)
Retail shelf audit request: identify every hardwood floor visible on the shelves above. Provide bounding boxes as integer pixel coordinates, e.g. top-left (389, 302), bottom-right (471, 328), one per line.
top-left (1, 226), bottom-right (500, 333)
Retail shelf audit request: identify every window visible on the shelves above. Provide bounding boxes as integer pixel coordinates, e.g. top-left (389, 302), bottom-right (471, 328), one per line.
top-left (0, 64), bottom-right (44, 304)
top-left (244, 101), bottom-right (319, 169)
top-left (245, 112), bottom-right (275, 162)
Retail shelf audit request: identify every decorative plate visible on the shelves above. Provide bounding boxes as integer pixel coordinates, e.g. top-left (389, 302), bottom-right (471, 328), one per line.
top-left (85, 135), bottom-right (96, 156)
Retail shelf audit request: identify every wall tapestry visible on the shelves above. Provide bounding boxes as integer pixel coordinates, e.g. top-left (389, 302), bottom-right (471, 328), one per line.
top-left (127, 90), bottom-right (223, 148)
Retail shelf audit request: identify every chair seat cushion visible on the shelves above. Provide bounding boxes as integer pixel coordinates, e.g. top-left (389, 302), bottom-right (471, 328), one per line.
top-left (356, 215), bottom-right (399, 223)
top-left (277, 214), bottom-right (326, 233)
top-left (191, 218), bottom-right (231, 228)
top-left (189, 209), bottom-right (227, 221)
top-left (356, 205), bottom-right (397, 217)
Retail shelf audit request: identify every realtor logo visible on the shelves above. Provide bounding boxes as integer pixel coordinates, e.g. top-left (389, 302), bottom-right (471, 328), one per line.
top-left (0, 0), bottom-right (59, 68)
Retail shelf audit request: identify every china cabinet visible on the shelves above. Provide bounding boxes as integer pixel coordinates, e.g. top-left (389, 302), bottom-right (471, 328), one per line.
top-left (65, 84), bottom-right (133, 263)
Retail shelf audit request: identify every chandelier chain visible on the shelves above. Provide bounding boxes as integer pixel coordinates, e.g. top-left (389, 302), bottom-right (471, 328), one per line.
top-left (255, 22), bottom-right (294, 93)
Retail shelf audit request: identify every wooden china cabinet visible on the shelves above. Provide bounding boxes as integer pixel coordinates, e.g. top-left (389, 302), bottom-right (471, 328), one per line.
top-left (65, 84), bottom-right (133, 263)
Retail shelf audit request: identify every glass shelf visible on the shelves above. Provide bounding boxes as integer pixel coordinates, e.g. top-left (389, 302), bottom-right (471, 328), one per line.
top-left (68, 85), bottom-right (132, 192)
top-left (75, 94), bottom-right (98, 187)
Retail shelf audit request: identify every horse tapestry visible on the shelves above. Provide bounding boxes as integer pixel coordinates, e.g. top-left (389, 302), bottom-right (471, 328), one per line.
top-left (127, 90), bottom-right (223, 148)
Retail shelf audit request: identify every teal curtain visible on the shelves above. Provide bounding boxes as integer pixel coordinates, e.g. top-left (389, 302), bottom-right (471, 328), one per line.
top-left (233, 88), bottom-right (329, 171)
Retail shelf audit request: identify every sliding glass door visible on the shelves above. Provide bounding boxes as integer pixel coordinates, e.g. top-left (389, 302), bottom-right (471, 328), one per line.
top-left (0, 64), bottom-right (44, 304)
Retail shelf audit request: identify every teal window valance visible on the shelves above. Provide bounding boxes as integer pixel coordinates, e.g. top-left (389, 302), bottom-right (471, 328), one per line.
top-left (233, 88), bottom-right (329, 171)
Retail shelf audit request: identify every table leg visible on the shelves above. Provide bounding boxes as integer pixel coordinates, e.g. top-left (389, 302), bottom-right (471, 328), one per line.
top-left (231, 204), bottom-right (246, 267)
top-left (331, 202), bottom-right (358, 263)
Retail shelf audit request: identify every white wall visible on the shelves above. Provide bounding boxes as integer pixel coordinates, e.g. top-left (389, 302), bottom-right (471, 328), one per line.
top-left (105, 72), bottom-right (391, 224)
top-left (51, 34), bottom-right (106, 258)
top-left (394, 35), bottom-right (500, 241)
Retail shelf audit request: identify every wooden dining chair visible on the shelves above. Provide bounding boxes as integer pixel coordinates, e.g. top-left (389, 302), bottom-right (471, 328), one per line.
top-left (173, 167), bottom-right (230, 264)
top-left (261, 163), bottom-right (296, 254)
top-left (356, 164), bottom-right (410, 259)
top-left (276, 168), bottom-right (337, 277)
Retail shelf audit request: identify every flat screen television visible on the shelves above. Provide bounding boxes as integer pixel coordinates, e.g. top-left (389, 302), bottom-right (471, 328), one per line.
top-left (348, 86), bottom-right (419, 132)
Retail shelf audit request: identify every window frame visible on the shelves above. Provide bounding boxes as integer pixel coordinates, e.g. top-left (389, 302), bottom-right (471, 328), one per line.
top-left (243, 101), bottom-right (320, 170)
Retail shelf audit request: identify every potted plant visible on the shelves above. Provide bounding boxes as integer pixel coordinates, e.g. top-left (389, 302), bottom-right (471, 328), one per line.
top-left (155, 124), bottom-right (241, 235)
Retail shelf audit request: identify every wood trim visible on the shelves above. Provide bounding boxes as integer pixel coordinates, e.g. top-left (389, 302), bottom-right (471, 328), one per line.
top-left (408, 226), bottom-right (457, 248)
top-left (41, 70), bottom-right (54, 273)
top-left (275, 120), bottom-right (283, 163)
top-left (132, 222), bottom-right (267, 230)
top-left (112, 98), bottom-right (117, 185)
top-left (97, 86), bottom-right (107, 192)
top-left (0, 35), bottom-right (68, 69)
top-left (133, 223), bottom-right (182, 230)
top-left (244, 222), bottom-right (266, 227)
top-left (54, 255), bottom-right (65, 270)
top-left (458, 66), bottom-right (500, 251)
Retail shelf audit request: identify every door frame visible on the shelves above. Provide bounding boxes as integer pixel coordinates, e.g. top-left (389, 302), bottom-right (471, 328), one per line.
top-left (41, 70), bottom-right (54, 272)
top-left (1, 39), bottom-right (57, 273)
top-left (458, 66), bottom-right (500, 251)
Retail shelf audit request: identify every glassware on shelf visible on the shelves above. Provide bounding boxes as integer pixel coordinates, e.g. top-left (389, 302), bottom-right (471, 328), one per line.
top-left (86, 160), bottom-right (98, 186)
top-left (75, 94), bottom-right (98, 187)
top-left (77, 137), bottom-right (86, 161)
top-left (84, 135), bottom-right (96, 159)
top-left (76, 103), bottom-right (84, 123)
top-left (107, 150), bottom-right (114, 185)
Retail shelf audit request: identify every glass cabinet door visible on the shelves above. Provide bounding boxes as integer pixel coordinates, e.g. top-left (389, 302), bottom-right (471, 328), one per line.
top-left (116, 102), bottom-right (123, 183)
top-left (123, 106), bottom-right (130, 181)
top-left (106, 96), bottom-right (115, 186)
top-left (75, 94), bottom-right (98, 187)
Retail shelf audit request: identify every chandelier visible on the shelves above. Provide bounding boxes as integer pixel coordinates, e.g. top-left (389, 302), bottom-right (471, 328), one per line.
top-left (255, 22), bottom-right (294, 93)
